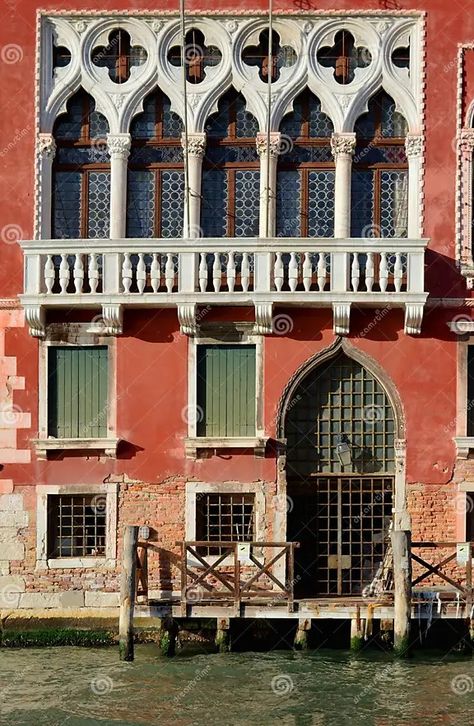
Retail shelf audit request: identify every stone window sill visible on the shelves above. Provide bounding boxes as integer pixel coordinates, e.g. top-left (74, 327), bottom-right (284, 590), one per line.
top-left (454, 437), bottom-right (474, 459)
top-left (184, 436), bottom-right (267, 459)
top-left (33, 437), bottom-right (120, 460)
top-left (38, 557), bottom-right (116, 570)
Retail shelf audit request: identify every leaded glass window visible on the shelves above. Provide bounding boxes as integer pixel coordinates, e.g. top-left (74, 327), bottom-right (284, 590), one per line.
top-left (127, 90), bottom-right (184, 238)
top-left (201, 90), bottom-right (259, 237)
top-left (276, 89), bottom-right (335, 237)
top-left (351, 91), bottom-right (408, 238)
top-left (52, 90), bottom-right (110, 239)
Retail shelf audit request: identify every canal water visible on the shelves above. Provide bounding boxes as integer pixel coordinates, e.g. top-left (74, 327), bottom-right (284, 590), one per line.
top-left (0, 645), bottom-right (473, 725)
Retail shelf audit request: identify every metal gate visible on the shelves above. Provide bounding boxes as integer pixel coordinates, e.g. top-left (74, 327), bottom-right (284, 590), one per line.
top-left (313, 476), bottom-right (393, 596)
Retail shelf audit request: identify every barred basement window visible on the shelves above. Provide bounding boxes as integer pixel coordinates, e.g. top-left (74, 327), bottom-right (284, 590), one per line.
top-left (47, 494), bottom-right (106, 558)
top-left (52, 89), bottom-right (110, 239)
top-left (197, 344), bottom-right (256, 437)
top-left (127, 90), bottom-right (184, 238)
top-left (351, 91), bottom-right (408, 238)
top-left (196, 493), bottom-right (255, 554)
top-left (48, 346), bottom-right (108, 439)
top-left (201, 89), bottom-right (260, 237)
top-left (277, 89), bottom-right (335, 237)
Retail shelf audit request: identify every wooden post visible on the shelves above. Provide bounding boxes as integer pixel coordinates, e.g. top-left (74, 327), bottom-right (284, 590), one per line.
top-left (350, 606), bottom-right (364, 651)
top-left (294, 618), bottom-right (311, 650)
top-left (391, 529), bottom-right (412, 657)
top-left (119, 525), bottom-right (139, 662)
top-left (215, 617), bottom-right (231, 653)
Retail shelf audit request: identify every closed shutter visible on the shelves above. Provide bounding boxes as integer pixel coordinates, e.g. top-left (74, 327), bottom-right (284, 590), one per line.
top-left (197, 345), bottom-right (256, 437)
top-left (48, 347), bottom-right (108, 438)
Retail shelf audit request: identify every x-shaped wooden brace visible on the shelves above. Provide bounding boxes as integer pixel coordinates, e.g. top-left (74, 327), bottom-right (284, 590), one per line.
top-left (185, 546), bottom-right (236, 597)
top-left (411, 551), bottom-right (466, 594)
top-left (240, 547), bottom-right (287, 595)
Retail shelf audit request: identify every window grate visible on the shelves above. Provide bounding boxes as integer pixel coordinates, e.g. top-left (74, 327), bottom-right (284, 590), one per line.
top-left (196, 493), bottom-right (255, 556)
top-left (47, 494), bottom-right (106, 558)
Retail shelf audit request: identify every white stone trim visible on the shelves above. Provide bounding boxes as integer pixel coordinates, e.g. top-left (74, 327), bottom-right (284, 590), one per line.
top-left (35, 482), bottom-right (119, 569)
top-left (186, 331), bottom-right (264, 456)
top-left (452, 335), bottom-right (474, 457)
top-left (36, 323), bottom-right (117, 456)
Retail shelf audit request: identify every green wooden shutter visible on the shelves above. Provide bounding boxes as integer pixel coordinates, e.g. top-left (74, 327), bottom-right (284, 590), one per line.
top-left (197, 345), bottom-right (256, 437)
top-left (48, 347), bottom-right (108, 438)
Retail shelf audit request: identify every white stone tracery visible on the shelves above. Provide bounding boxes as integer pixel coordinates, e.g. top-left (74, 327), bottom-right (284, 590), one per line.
top-left (37, 12), bottom-right (424, 240)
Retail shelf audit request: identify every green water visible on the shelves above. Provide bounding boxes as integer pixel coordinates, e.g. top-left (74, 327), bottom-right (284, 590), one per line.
top-left (1, 645), bottom-right (473, 726)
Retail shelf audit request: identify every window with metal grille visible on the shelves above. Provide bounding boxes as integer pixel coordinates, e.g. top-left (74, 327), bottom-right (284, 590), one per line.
top-left (468, 347), bottom-right (474, 437)
top-left (48, 346), bottom-right (108, 439)
top-left (276, 89), bottom-right (335, 237)
top-left (52, 89), bottom-right (110, 239)
top-left (201, 89), bottom-right (260, 237)
top-left (351, 91), bottom-right (408, 239)
top-left (196, 344), bottom-right (256, 437)
top-left (47, 494), bottom-right (106, 558)
top-left (196, 493), bottom-right (255, 549)
top-left (127, 90), bottom-right (184, 238)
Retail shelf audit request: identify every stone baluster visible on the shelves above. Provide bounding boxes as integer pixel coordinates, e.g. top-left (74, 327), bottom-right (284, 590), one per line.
top-left (379, 252), bottom-right (388, 292)
top-left (227, 251), bottom-right (236, 292)
top-left (44, 255), bottom-right (55, 294)
top-left (165, 253), bottom-right (174, 292)
top-left (122, 253), bottom-right (133, 293)
top-left (73, 254), bottom-right (84, 294)
top-left (199, 253), bottom-right (208, 293)
top-left (59, 254), bottom-right (69, 294)
top-left (89, 254), bottom-right (99, 293)
top-left (289, 252), bottom-right (298, 292)
top-left (213, 253), bottom-right (222, 292)
top-left (274, 252), bottom-right (284, 291)
top-left (365, 252), bottom-right (375, 292)
top-left (136, 253), bottom-right (146, 294)
top-left (303, 253), bottom-right (312, 292)
top-left (351, 253), bottom-right (360, 292)
top-left (241, 253), bottom-right (250, 292)
top-left (394, 253), bottom-right (403, 292)
top-left (317, 253), bottom-right (326, 291)
top-left (150, 254), bottom-right (160, 293)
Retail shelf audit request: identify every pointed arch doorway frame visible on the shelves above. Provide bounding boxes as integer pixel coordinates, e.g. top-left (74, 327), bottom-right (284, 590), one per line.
top-left (275, 337), bottom-right (408, 599)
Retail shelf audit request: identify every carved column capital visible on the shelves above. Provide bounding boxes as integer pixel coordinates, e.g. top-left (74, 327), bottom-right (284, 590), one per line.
top-left (38, 133), bottom-right (56, 159)
top-left (405, 134), bottom-right (424, 159)
top-left (181, 133), bottom-right (206, 158)
top-left (106, 133), bottom-right (131, 160)
top-left (256, 132), bottom-right (282, 158)
top-left (459, 129), bottom-right (474, 154)
top-left (330, 133), bottom-right (356, 158)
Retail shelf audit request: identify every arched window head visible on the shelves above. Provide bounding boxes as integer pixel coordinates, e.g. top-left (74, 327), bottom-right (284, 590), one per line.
top-left (127, 90), bottom-right (184, 239)
top-left (351, 91), bottom-right (408, 238)
top-left (201, 89), bottom-right (260, 237)
top-left (52, 90), bottom-right (110, 239)
top-left (277, 89), bottom-right (335, 237)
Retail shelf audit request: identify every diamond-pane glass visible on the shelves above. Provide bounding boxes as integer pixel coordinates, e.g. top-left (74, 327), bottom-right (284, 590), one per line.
top-left (380, 171), bottom-right (408, 238)
top-left (235, 170), bottom-right (260, 237)
top-left (285, 352), bottom-right (395, 476)
top-left (308, 171), bottom-right (335, 237)
top-left (236, 100), bottom-right (259, 138)
top-left (161, 170), bottom-right (184, 238)
top-left (163, 100), bottom-right (184, 138)
top-left (381, 96), bottom-right (408, 138)
top-left (277, 170), bottom-right (301, 237)
top-left (89, 111), bottom-right (109, 139)
top-left (201, 170), bottom-right (228, 236)
top-left (280, 92), bottom-right (333, 138)
top-left (53, 172), bottom-right (81, 238)
top-left (57, 146), bottom-right (109, 165)
top-left (351, 170), bottom-right (375, 237)
top-left (355, 145), bottom-right (406, 165)
top-left (127, 170), bottom-right (155, 238)
top-left (87, 171), bottom-right (110, 238)
top-left (131, 95), bottom-right (156, 139)
top-left (284, 145), bottom-right (333, 164)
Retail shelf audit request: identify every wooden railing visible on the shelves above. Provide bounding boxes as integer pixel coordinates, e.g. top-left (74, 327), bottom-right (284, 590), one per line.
top-left (135, 543), bottom-right (149, 603)
top-left (177, 541), bottom-right (299, 615)
top-left (411, 542), bottom-right (473, 604)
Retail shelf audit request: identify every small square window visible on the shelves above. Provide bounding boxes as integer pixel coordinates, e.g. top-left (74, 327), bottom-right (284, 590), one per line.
top-left (47, 494), bottom-right (106, 559)
top-left (196, 493), bottom-right (255, 555)
top-left (196, 344), bottom-right (256, 438)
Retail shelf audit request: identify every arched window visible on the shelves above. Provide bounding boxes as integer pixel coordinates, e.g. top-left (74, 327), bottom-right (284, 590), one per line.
top-left (201, 90), bottom-right (260, 237)
top-left (276, 90), bottom-right (335, 237)
top-left (351, 91), bottom-right (408, 238)
top-left (127, 90), bottom-right (184, 238)
top-left (52, 90), bottom-right (110, 239)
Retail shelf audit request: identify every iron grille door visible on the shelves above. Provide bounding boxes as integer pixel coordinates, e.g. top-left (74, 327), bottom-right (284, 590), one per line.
top-left (313, 476), bottom-right (393, 596)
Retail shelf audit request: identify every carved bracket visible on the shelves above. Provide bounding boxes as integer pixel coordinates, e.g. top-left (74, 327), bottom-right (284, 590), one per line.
top-left (178, 303), bottom-right (198, 336)
top-left (332, 302), bottom-right (351, 336)
top-left (101, 303), bottom-right (123, 335)
top-left (254, 302), bottom-right (273, 335)
top-left (24, 304), bottom-right (46, 338)
top-left (404, 303), bottom-right (424, 335)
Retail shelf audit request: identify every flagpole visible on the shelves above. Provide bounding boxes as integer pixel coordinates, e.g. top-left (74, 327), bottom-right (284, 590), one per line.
top-left (180, 0), bottom-right (191, 238)
top-left (265, 0), bottom-right (273, 238)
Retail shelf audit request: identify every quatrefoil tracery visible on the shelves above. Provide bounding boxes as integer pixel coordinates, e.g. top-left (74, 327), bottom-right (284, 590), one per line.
top-left (317, 30), bottom-right (371, 84)
top-left (168, 29), bottom-right (222, 83)
top-left (92, 29), bottom-right (147, 84)
top-left (242, 29), bottom-right (297, 83)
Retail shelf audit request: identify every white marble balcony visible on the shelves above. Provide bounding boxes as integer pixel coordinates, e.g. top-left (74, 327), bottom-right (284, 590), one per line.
top-left (20, 237), bottom-right (428, 337)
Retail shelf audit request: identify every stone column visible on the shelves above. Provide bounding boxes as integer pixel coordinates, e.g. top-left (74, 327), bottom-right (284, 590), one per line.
top-left (330, 132), bottom-right (356, 239)
top-left (181, 132), bottom-right (206, 238)
top-left (37, 133), bottom-right (56, 240)
top-left (405, 134), bottom-right (424, 239)
top-left (107, 133), bottom-right (131, 239)
top-left (459, 129), bottom-right (474, 267)
top-left (256, 132), bottom-right (281, 238)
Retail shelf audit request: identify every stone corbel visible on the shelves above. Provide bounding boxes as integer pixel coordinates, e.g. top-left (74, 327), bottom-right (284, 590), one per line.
top-left (24, 304), bottom-right (45, 338)
top-left (178, 304), bottom-right (197, 336)
top-left (101, 304), bottom-right (123, 335)
top-left (332, 303), bottom-right (351, 336)
top-left (254, 302), bottom-right (273, 335)
top-left (404, 303), bottom-right (424, 335)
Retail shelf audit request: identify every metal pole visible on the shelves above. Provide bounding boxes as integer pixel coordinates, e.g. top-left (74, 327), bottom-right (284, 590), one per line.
top-left (265, 0), bottom-right (273, 238)
top-left (180, 0), bottom-right (191, 238)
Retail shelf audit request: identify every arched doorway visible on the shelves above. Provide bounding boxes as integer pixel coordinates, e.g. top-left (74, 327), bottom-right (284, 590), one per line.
top-left (282, 344), bottom-right (399, 598)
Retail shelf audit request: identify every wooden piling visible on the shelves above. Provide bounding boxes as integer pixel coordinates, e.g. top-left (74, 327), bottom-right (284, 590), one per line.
top-left (350, 607), bottom-right (364, 651)
top-left (160, 618), bottom-right (178, 657)
top-left (294, 618), bottom-right (311, 650)
top-left (391, 529), bottom-right (412, 657)
top-left (215, 617), bottom-right (231, 653)
top-left (119, 525), bottom-right (139, 662)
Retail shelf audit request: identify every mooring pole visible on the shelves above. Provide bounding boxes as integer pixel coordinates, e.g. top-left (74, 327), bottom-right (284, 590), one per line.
top-left (391, 529), bottom-right (412, 656)
top-left (119, 525), bottom-right (139, 661)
